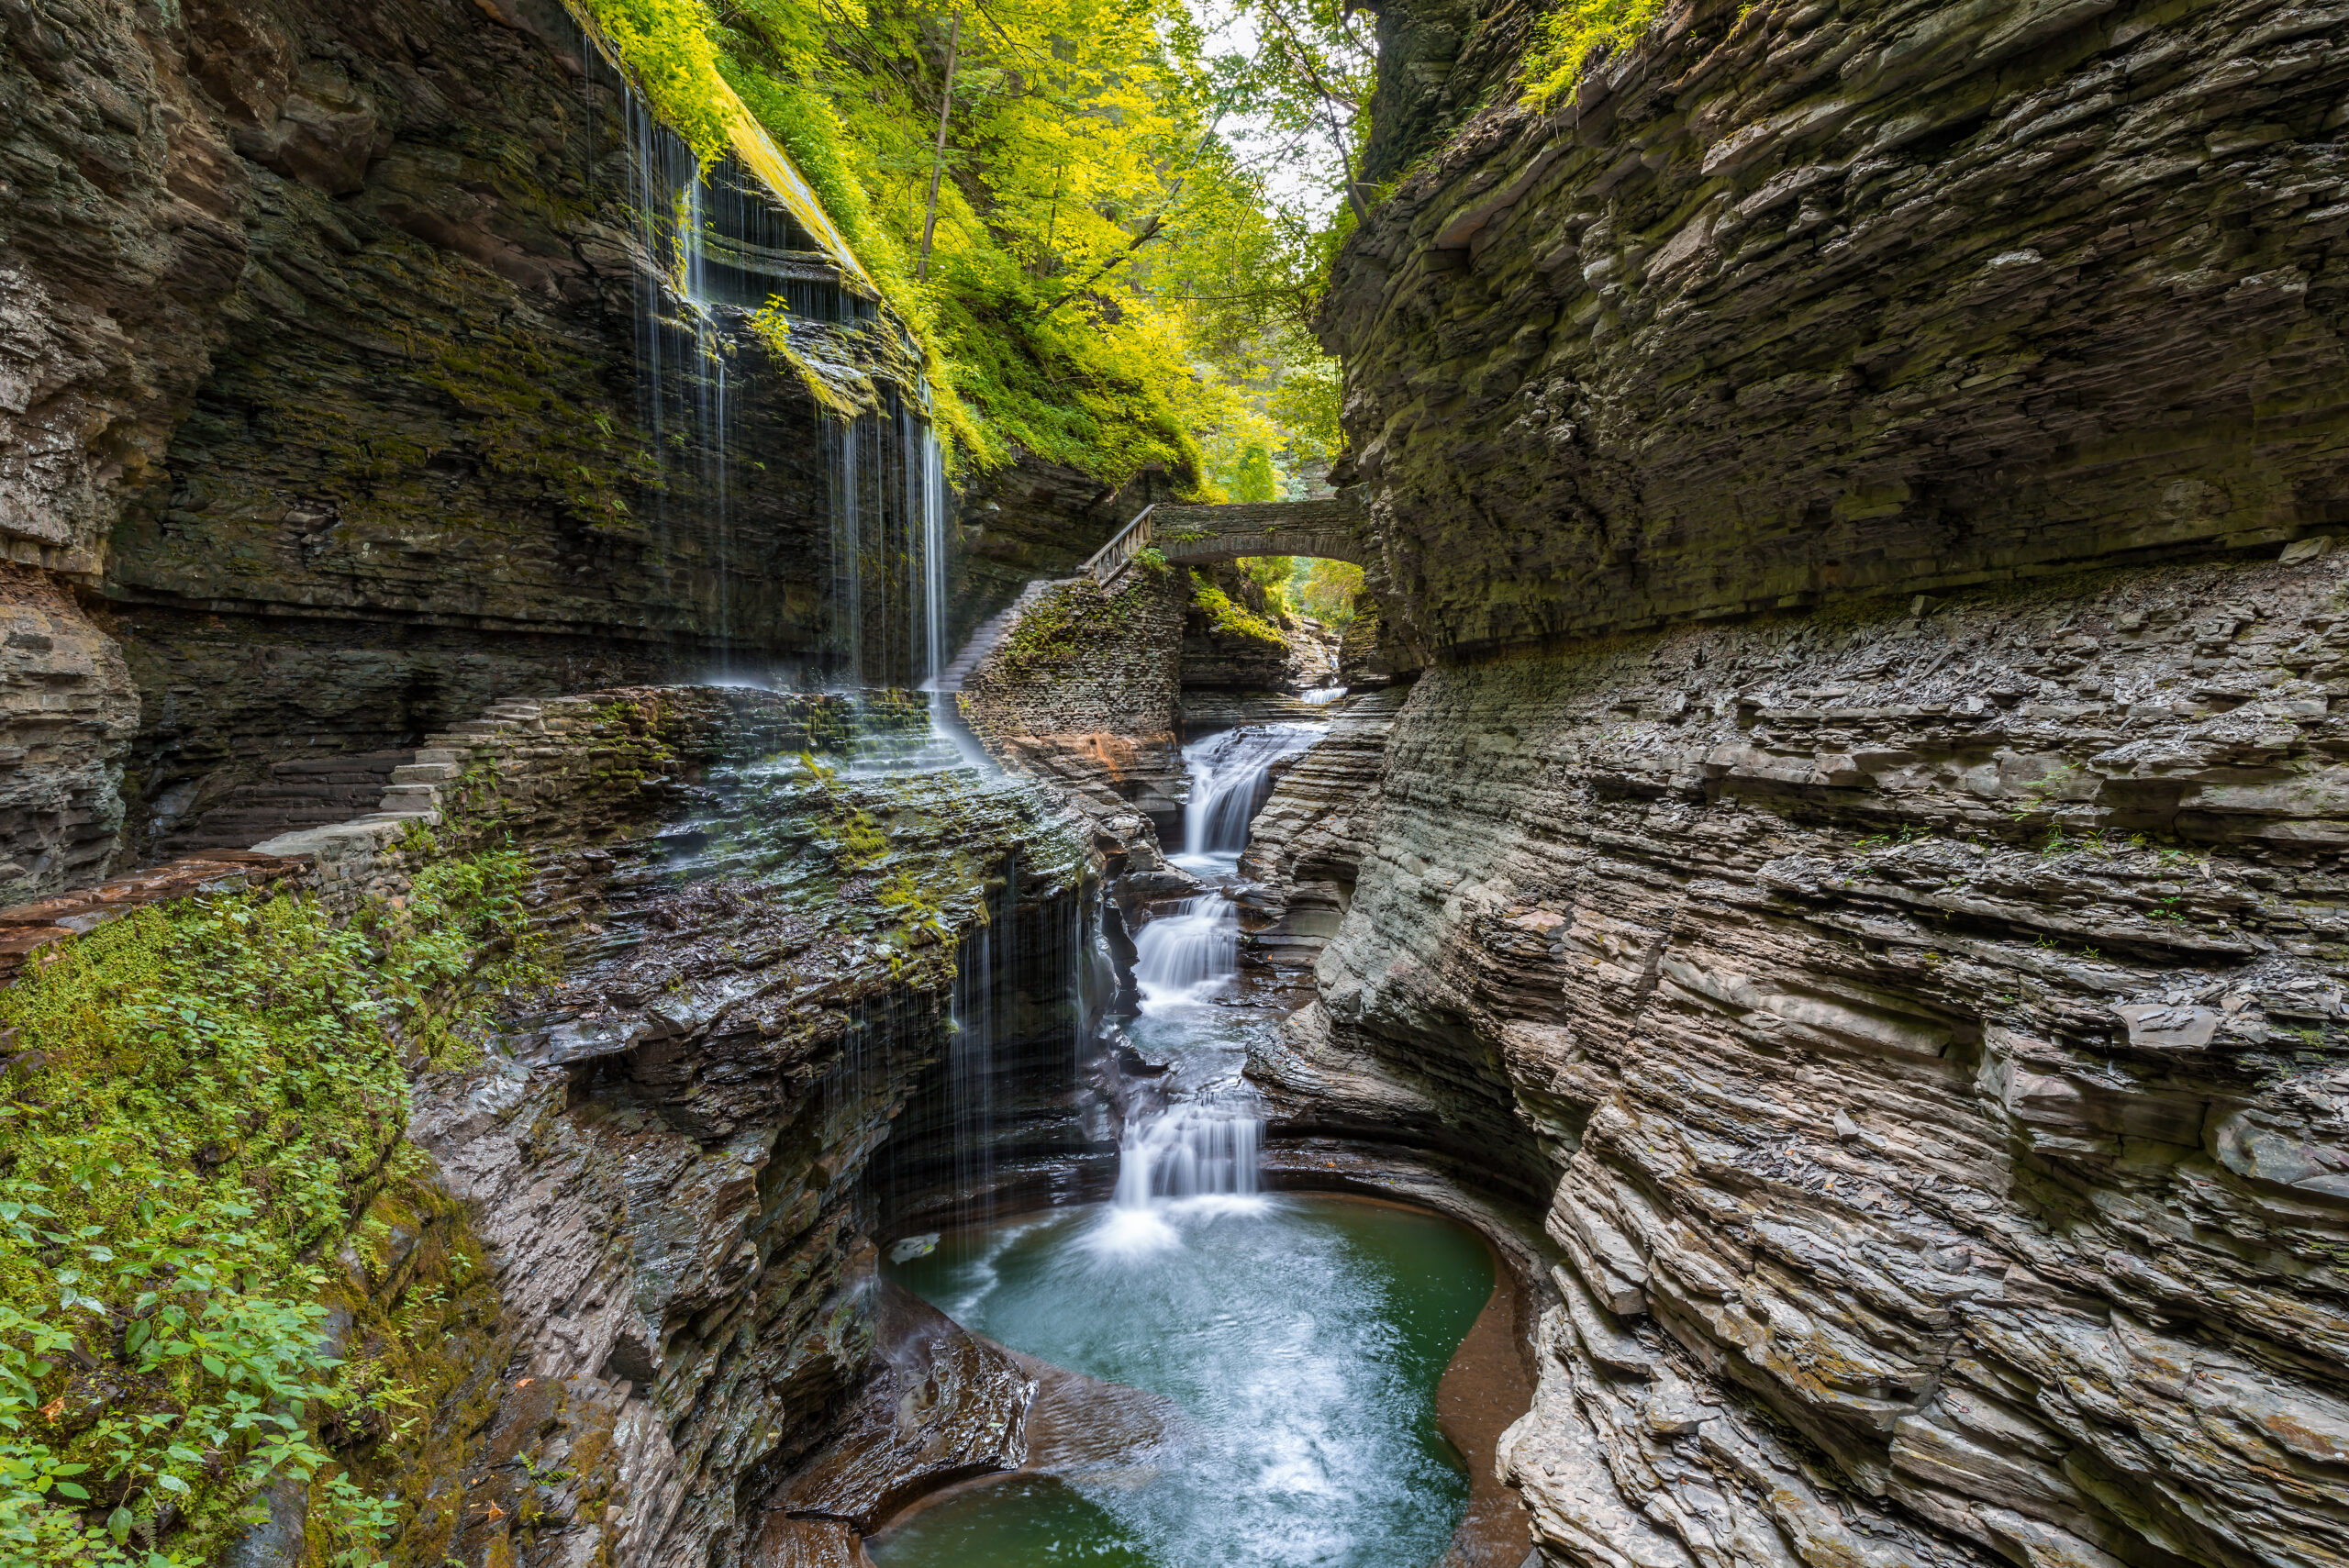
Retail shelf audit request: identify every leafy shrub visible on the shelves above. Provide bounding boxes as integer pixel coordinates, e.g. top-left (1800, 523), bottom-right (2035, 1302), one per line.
top-left (1521, 0), bottom-right (1669, 105)
top-left (0, 852), bottom-right (548, 1566)
top-left (1189, 572), bottom-right (1286, 645)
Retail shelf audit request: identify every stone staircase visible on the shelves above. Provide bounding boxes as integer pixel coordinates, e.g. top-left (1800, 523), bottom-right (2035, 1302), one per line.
top-left (155, 751), bottom-right (414, 857)
top-left (933, 578), bottom-right (1066, 693)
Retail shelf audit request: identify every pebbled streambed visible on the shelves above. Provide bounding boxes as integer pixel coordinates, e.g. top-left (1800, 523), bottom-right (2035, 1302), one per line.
top-left (865, 719), bottom-right (1499, 1567)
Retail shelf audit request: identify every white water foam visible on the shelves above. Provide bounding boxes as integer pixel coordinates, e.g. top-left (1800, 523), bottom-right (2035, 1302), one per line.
top-left (1094, 1102), bottom-right (1264, 1255)
top-left (1171, 722), bottom-right (1322, 873)
top-left (1131, 895), bottom-right (1238, 1012)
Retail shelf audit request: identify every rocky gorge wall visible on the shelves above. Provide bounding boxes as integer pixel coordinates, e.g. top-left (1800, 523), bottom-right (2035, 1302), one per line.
top-left (1243, 550), bottom-right (2349, 1568)
top-left (0, 0), bottom-right (1141, 901)
top-left (1220, 1), bottom-right (2349, 1562)
top-left (403, 695), bottom-right (1103, 1568)
top-left (1321, 0), bottom-right (2349, 661)
top-left (0, 684), bottom-right (1106, 1568)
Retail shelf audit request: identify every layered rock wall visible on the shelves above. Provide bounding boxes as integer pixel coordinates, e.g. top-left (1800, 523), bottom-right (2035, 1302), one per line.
top-left (1251, 549), bottom-right (2349, 1568)
top-left (240, 687), bottom-right (1096, 1568)
top-left (960, 568), bottom-right (1194, 831)
top-left (1319, 0), bottom-right (2349, 659)
top-left (0, 0), bottom-right (1132, 896)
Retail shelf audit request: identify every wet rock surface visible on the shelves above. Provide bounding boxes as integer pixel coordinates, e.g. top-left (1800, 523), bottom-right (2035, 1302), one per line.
top-left (1249, 551), bottom-right (2349, 1568)
top-left (0, 0), bottom-right (1133, 892)
top-left (1239, 686), bottom-right (1410, 971)
top-left (395, 696), bottom-right (1100, 1568)
top-left (775, 1281), bottom-right (1037, 1533)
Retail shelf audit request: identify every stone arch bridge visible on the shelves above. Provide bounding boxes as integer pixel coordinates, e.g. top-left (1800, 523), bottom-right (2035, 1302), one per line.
top-left (1082, 497), bottom-right (1366, 584)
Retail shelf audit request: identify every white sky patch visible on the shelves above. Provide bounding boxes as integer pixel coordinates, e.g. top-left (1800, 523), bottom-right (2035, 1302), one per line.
top-left (1186, 0), bottom-right (1351, 219)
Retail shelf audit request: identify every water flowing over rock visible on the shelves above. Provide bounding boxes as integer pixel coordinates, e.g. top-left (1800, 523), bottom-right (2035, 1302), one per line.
top-left (1246, 555), bottom-right (2349, 1568)
top-left (1111, 1103), bottom-right (1264, 1207)
top-left (1132, 895), bottom-right (1242, 1012)
top-left (6, 0), bottom-right (2349, 1561)
top-left (1176, 723), bottom-right (1325, 868)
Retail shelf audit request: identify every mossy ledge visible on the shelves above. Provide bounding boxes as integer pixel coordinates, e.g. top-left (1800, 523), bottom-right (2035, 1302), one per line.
top-left (0, 685), bottom-right (1099, 1567)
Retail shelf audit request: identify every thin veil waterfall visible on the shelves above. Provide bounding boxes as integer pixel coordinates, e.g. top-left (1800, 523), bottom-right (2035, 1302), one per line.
top-left (949, 915), bottom-right (996, 1230)
top-left (823, 395), bottom-right (957, 698)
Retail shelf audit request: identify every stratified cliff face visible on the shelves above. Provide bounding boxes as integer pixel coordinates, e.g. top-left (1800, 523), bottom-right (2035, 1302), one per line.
top-left (1263, 6), bottom-right (2349, 1562)
top-left (0, 0), bottom-right (1134, 895)
top-left (1252, 550), bottom-right (2349, 1568)
top-left (343, 690), bottom-right (1097, 1568)
top-left (1319, 0), bottom-right (2349, 659)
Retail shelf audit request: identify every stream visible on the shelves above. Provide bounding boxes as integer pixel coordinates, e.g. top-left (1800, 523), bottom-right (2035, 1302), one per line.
top-left (867, 723), bottom-right (1497, 1568)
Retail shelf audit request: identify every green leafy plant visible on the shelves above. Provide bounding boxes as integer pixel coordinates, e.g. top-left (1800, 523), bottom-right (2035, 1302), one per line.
top-left (0, 851), bottom-right (549, 1565)
top-left (1521, 0), bottom-right (1670, 105)
top-left (1189, 572), bottom-right (1285, 644)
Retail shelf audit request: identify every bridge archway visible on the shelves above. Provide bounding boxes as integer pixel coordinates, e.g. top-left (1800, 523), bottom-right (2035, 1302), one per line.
top-left (1082, 498), bottom-right (1367, 583)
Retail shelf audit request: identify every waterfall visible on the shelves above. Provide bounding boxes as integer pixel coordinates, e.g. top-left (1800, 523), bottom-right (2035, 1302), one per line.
top-left (828, 418), bottom-right (864, 684)
top-left (599, 52), bottom-right (927, 689)
top-left (1113, 1103), bottom-right (1261, 1205)
top-left (949, 910), bottom-right (996, 1230)
top-left (1092, 1095), bottom-right (1265, 1254)
top-left (1131, 895), bottom-right (1237, 1012)
top-left (821, 397), bottom-right (955, 696)
top-left (612, 66), bottom-right (791, 679)
top-left (1174, 724), bottom-right (1323, 868)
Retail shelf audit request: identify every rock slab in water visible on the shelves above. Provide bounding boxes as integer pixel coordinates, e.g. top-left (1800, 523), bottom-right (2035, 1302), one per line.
top-left (776, 1281), bottom-right (1039, 1532)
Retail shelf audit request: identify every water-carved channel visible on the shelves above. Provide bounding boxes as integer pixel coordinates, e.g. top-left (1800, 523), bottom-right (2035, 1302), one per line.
top-left (866, 722), bottom-right (1502, 1567)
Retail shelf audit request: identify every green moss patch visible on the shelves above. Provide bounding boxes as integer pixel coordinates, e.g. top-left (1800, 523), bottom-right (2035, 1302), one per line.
top-left (1189, 572), bottom-right (1286, 646)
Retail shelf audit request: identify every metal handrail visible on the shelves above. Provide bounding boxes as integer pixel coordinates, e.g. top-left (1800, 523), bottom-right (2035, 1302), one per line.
top-left (1080, 503), bottom-right (1158, 584)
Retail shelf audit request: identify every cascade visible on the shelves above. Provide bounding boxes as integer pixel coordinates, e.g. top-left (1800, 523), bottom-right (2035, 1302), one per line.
top-left (1175, 723), bottom-right (1323, 869)
top-left (1108, 891), bottom-right (1264, 1242)
top-left (1111, 1101), bottom-right (1261, 1206)
top-left (1130, 895), bottom-right (1238, 1011)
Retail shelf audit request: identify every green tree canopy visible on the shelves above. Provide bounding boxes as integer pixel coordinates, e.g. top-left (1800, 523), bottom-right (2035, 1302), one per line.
top-left (585, 0), bottom-right (1362, 492)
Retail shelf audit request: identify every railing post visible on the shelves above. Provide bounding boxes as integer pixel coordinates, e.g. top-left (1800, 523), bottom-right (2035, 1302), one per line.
top-left (1082, 503), bottom-right (1158, 584)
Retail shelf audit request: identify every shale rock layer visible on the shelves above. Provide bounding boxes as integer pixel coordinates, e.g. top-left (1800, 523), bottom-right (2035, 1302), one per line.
top-left (1252, 550), bottom-right (2349, 1568)
top-left (1320, 0), bottom-right (2349, 657)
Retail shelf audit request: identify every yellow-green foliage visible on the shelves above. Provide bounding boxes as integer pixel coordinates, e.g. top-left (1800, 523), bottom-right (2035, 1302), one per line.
top-left (1190, 571), bottom-right (1286, 645)
top-left (1293, 557), bottom-right (1364, 631)
top-left (575, 0), bottom-right (1305, 490)
top-left (1521, 0), bottom-right (1669, 104)
top-left (0, 854), bottom-right (550, 1566)
top-left (1237, 555), bottom-right (1298, 619)
top-left (588, 0), bottom-right (736, 160)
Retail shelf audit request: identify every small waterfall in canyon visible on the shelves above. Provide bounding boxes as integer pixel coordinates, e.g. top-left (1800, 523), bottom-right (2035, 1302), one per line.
top-left (1174, 723), bottom-right (1323, 871)
top-left (1130, 895), bottom-right (1239, 1011)
top-left (948, 909), bottom-right (996, 1230)
top-left (1112, 1104), bottom-right (1260, 1207)
top-left (822, 395), bottom-right (951, 695)
top-left (606, 58), bottom-right (953, 701)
